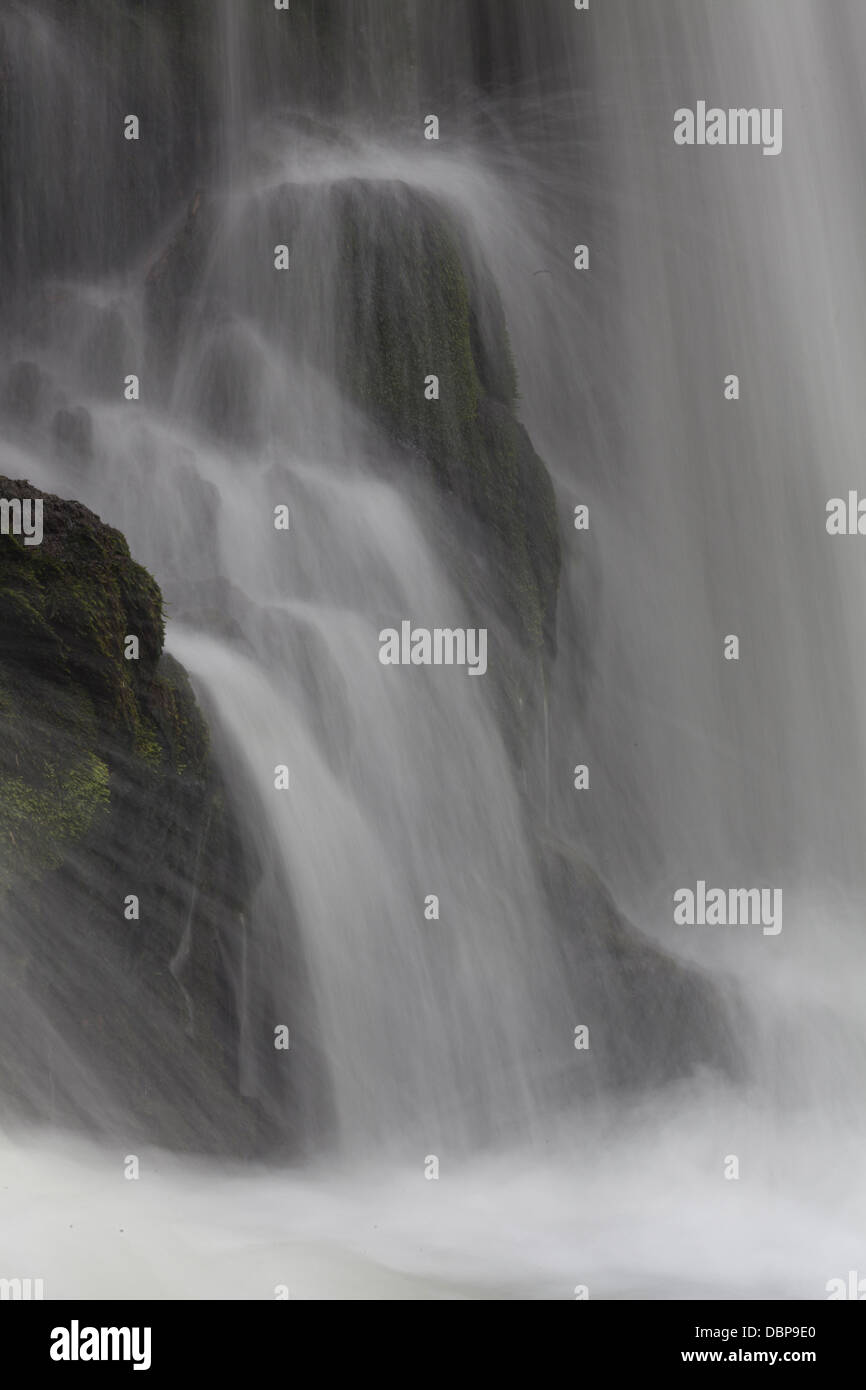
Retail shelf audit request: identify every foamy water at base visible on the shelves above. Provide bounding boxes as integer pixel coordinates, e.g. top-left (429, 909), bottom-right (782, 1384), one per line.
top-left (3, 1085), bottom-right (863, 1301)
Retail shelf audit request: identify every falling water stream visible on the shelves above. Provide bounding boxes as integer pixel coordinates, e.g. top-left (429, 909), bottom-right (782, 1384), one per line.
top-left (1, 0), bottom-right (865, 1298)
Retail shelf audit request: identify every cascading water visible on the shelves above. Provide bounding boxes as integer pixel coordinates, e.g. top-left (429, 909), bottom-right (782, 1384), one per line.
top-left (1, 0), bottom-right (864, 1299)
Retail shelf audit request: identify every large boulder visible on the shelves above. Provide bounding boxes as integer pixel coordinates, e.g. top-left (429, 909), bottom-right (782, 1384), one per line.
top-left (0, 476), bottom-right (324, 1151)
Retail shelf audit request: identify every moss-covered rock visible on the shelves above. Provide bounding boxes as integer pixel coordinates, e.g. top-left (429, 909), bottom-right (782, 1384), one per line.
top-left (0, 476), bottom-right (280, 1151)
top-left (335, 181), bottom-right (561, 663)
top-left (0, 478), bottom-right (163, 888)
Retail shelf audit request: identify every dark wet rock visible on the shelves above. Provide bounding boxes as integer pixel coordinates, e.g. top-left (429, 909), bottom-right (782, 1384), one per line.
top-left (0, 475), bottom-right (328, 1152)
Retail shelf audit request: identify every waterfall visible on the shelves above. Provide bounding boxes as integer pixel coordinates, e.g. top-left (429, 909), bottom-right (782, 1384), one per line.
top-left (1, 0), bottom-right (864, 1299)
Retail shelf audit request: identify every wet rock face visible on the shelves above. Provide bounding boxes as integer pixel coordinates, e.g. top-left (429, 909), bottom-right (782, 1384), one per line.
top-left (539, 840), bottom-right (743, 1094)
top-left (3, 361), bottom-right (48, 424)
top-left (329, 180), bottom-right (561, 758)
top-left (0, 1), bottom-right (416, 303)
top-left (333, 181), bottom-right (561, 658)
top-left (51, 406), bottom-right (94, 465)
top-left (0, 475), bottom-right (323, 1152)
top-left (0, 2), bottom-right (209, 304)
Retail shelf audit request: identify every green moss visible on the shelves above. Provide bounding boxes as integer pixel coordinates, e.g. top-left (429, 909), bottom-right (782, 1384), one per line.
top-left (0, 753), bottom-right (109, 892)
top-left (134, 719), bottom-right (164, 769)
